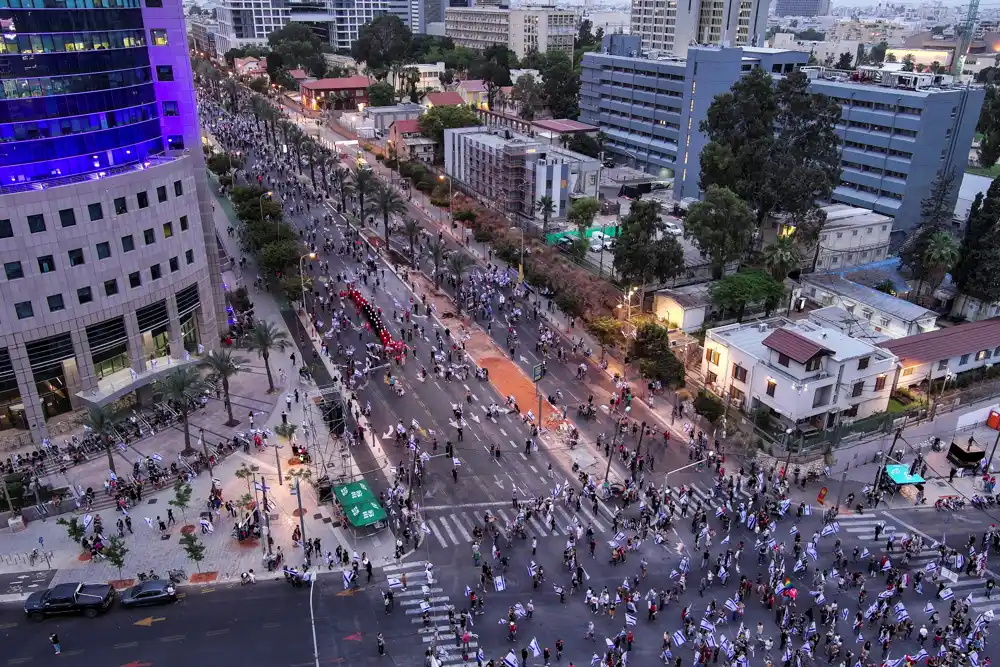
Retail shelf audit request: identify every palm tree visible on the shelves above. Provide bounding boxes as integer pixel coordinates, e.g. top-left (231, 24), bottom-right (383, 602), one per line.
top-left (370, 182), bottom-right (407, 250)
top-left (352, 168), bottom-right (378, 223)
top-left (154, 367), bottom-right (208, 457)
top-left (246, 320), bottom-right (291, 393)
top-left (302, 141), bottom-right (318, 190)
top-left (448, 253), bottom-right (474, 313)
top-left (222, 78), bottom-right (239, 112)
top-left (403, 219), bottom-right (421, 268)
top-left (337, 169), bottom-right (356, 214)
top-left (317, 150), bottom-right (331, 193)
top-left (429, 239), bottom-right (446, 288)
top-left (289, 130), bottom-right (306, 174)
top-left (923, 230), bottom-right (959, 293)
top-left (83, 405), bottom-right (120, 476)
top-left (199, 349), bottom-right (248, 426)
top-left (762, 236), bottom-right (801, 280)
top-left (535, 195), bottom-right (556, 238)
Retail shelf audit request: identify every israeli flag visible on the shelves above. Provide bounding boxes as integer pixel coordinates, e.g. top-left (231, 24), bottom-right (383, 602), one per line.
top-left (843, 608), bottom-right (849, 621)
top-left (670, 569), bottom-right (679, 579)
top-left (912, 650), bottom-right (929, 662)
top-left (495, 576), bottom-right (506, 592)
top-left (882, 559), bottom-right (892, 571)
top-left (924, 602), bottom-right (935, 614)
top-left (622, 652), bottom-right (628, 666)
top-left (815, 593), bottom-right (826, 605)
top-left (529, 638), bottom-right (541, 658)
top-left (860, 547), bottom-right (870, 559)
top-left (478, 649), bottom-right (485, 662)
top-left (926, 562), bottom-right (938, 573)
top-left (790, 525), bottom-right (798, 535)
top-left (504, 652), bottom-right (519, 667)
top-left (803, 504), bottom-right (812, 516)
top-left (343, 570), bottom-right (352, 589)
top-left (626, 613), bottom-right (637, 627)
top-left (514, 603), bottom-right (527, 618)
top-left (956, 554), bottom-right (966, 570)
top-left (673, 631), bottom-right (686, 646)
top-left (725, 598), bottom-right (739, 612)
top-left (465, 586), bottom-right (472, 597)
top-left (746, 514), bottom-right (756, 530)
top-left (784, 647), bottom-right (792, 662)
top-left (964, 593), bottom-right (974, 605)
top-left (622, 577), bottom-right (631, 590)
top-left (893, 602), bottom-right (906, 614)
top-left (821, 524), bottom-right (836, 537)
top-left (700, 618), bottom-right (716, 633)
top-left (715, 506), bottom-right (726, 518)
top-left (878, 590), bottom-right (894, 600)
top-left (806, 546), bottom-right (818, 561)
top-left (857, 633), bottom-right (864, 643)
top-left (721, 534), bottom-right (730, 545)
top-left (388, 577), bottom-right (402, 588)
top-left (591, 656), bottom-right (601, 667)
top-left (804, 621), bottom-right (817, 638)
top-left (865, 603), bottom-right (877, 618)
top-left (940, 588), bottom-right (953, 600)
top-left (422, 523), bottom-right (431, 535)
top-left (528, 563), bottom-right (536, 577)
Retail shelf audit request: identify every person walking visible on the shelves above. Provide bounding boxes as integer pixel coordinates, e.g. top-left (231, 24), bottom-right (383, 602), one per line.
top-left (377, 632), bottom-right (386, 656)
top-left (49, 633), bottom-right (60, 655)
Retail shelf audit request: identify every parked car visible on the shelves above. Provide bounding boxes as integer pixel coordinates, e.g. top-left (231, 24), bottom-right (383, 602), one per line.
top-left (120, 580), bottom-right (178, 608)
top-left (24, 583), bottom-right (115, 621)
top-left (663, 221), bottom-right (683, 236)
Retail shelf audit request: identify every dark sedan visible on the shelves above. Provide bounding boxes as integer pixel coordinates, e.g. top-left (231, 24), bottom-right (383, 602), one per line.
top-left (120, 580), bottom-right (178, 608)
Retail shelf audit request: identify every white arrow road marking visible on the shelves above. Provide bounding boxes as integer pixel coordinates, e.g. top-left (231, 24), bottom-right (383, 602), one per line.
top-left (470, 414), bottom-right (481, 423)
top-left (520, 356), bottom-right (529, 364)
top-left (383, 427), bottom-right (395, 440)
top-left (494, 475), bottom-right (505, 489)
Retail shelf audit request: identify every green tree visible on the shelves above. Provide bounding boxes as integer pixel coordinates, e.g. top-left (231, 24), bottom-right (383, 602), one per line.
top-left (708, 270), bottom-right (786, 322)
top-left (83, 405), bottom-right (120, 477)
top-left (535, 195), bottom-right (556, 237)
top-left (102, 535), bottom-right (129, 584)
top-left (179, 532), bottom-right (207, 573)
top-left (511, 73), bottom-right (544, 121)
top-left (335, 167), bottom-right (355, 213)
top-left (154, 367), bottom-right (207, 457)
top-left (901, 54), bottom-right (915, 71)
top-left (57, 516), bottom-right (86, 544)
top-left (367, 81), bottom-right (396, 107)
top-left (693, 390), bottom-right (725, 424)
top-left (403, 219), bottom-right (421, 268)
top-left (793, 28), bottom-right (825, 40)
top-left (568, 133), bottom-right (602, 158)
top-left (370, 183), bottom-right (408, 250)
top-left (835, 52), bottom-right (853, 69)
top-left (683, 185), bottom-right (755, 279)
top-left (954, 177), bottom-right (1000, 308)
top-left (761, 235), bottom-right (801, 280)
top-left (247, 320), bottom-right (291, 393)
top-left (267, 23), bottom-right (322, 70)
top-left (900, 169), bottom-right (958, 290)
top-left (922, 230), bottom-right (959, 293)
top-left (568, 197), bottom-right (600, 238)
top-left (418, 105), bottom-right (480, 145)
top-left (447, 253), bottom-right (474, 313)
top-left (206, 152), bottom-right (244, 176)
top-left (587, 316), bottom-right (625, 348)
top-left (259, 239), bottom-right (303, 276)
top-left (352, 15), bottom-right (412, 73)
top-left (429, 239), bottom-right (446, 288)
top-left (352, 168), bottom-right (378, 222)
top-left (541, 51), bottom-right (580, 119)
top-left (977, 86), bottom-right (1000, 168)
top-left (612, 200), bottom-right (684, 304)
top-left (631, 322), bottom-right (685, 387)
top-left (168, 478), bottom-right (193, 522)
top-left (199, 349), bottom-right (247, 426)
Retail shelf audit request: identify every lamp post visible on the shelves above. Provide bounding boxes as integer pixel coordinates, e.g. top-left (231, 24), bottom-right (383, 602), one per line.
top-left (616, 286), bottom-right (638, 380)
top-left (259, 190), bottom-right (273, 220)
top-left (299, 251), bottom-right (317, 315)
top-left (509, 226), bottom-right (525, 272)
top-left (438, 174), bottom-right (453, 227)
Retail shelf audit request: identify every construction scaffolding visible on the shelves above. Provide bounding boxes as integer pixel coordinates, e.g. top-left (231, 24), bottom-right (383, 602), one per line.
top-left (303, 385), bottom-right (351, 502)
top-left (500, 141), bottom-right (531, 219)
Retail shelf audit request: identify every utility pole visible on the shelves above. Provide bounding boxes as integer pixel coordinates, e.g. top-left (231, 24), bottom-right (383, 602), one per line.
top-left (258, 475), bottom-right (273, 556)
top-left (989, 429), bottom-right (1000, 472)
top-left (294, 476), bottom-right (307, 557)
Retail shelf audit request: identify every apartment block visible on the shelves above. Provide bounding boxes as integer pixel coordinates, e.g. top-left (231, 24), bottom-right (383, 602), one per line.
top-left (630, 0), bottom-right (767, 57)
top-left (444, 7), bottom-right (578, 59)
top-left (774, 0), bottom-right (830, 17)
top-left (443, 127), bottom-right (600, 223)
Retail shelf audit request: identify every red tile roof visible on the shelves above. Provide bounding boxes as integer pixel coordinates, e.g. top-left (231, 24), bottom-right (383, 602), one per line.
top-left (300, 75), bottom-right (371, 91)
top-left (459, 79), bottom-right (487, 92)
top-left (763, 328), bottom-right (833, 364)
top-left (532, 119), bottom-right (599, 133)
top-left (391, 119), bottom-right (421, 134)
top-left (287, 68), bottom-right (309, 80)
top-left (425, 91), bottom-right (465, 106)
top-left (879, 318), bottom-right (1000, 364)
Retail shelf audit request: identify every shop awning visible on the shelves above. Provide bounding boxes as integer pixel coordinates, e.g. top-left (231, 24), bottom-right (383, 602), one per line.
top-left (884, 464), bottom-right (925, 485)
top-left (333, 481), bottom-right (376, 507)
top-left (344, 500), bottom-right (388, 528)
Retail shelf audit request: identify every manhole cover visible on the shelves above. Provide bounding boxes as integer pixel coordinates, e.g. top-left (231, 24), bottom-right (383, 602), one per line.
top-left (147, 498), bottom-right (158, 504)
top-left (934, 480), bottom-right (948, 487)
top-left (323, 517), bottom-right (333, 524)
top-left (313, 513), bottom-right (324, 520)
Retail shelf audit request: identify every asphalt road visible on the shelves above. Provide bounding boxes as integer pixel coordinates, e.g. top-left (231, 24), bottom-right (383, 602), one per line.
top-left (0, 581), bottom-right (319, 667)
top-left (0, 570), bottom-right (56, 598)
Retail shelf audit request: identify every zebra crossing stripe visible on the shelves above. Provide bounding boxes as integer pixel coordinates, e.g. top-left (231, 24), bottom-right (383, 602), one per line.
top-left (427, 519), bottom-right (449, 548)
top-left (436, 517), bottom-right (459, 544)
top-left (530, 515), bottom-right (549, 536)
top-left (450, 515), bottom-right (472, 542)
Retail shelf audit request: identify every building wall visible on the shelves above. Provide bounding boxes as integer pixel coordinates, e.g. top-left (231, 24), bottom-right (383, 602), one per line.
top-left (774, 0), bottom-right (830, 17)
top-left (630, 0), bottom-right (767, 57)
top-left (800, 281), bottom-right (937, 339)
top-left (814, 219), bottom-right (892, 270)
top-left (508, 9), bottom-right (577, 59)
top-left (770, 33), bottom-right (862, 65)
top-left (445, 7), bottom-right (510, 51)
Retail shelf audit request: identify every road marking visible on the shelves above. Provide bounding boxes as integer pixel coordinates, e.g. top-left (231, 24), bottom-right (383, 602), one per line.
top-left (205, 628), bottom-right (231, 636)
top-left (113, 642), bottom-right (139, 649)
top-left (159, 635), bottom-right (185, 642)
top-left (200, 587), bottom-right (216, 593)
top-left (500, 429), bottom-right (507, 436)
top-left (0, 623), bottom-right (16, 629)
top-left (438, 517), bottom-right (459, 544)
top-left (59, 651), bottom-right (84, 657)
top-left (262, 622), bottom-right (282, 629)
top-left (450, 514), bottom-right (472, 542)
top-left (520, 453), bottom-right (528, 460)
top-left (7, 657), bottom-right (32, 664)
top-left (421, 501), bottom-right (509, 510)
top-left (529, 465), bottom-right (538, 473)
top-left (539, 476), bottom-right (547, 483)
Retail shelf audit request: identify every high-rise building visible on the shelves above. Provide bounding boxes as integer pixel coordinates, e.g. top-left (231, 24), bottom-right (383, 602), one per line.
top-left (773, 0), bottom-right (830, 17)
top-left (629, 0), bottom-right (767, 56)
top-left (444, 7), bottom-right (577, 59)
top-left (0, 0), bottom-right (225, 442)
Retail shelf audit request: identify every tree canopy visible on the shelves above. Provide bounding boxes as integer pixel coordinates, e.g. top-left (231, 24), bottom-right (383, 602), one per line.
top-left (418, 105), bottom-right (480, 145)
top-left (683, 185), bottom-right (755, 279)
top-left (954, 175), bottom-right (1000, 304)
top-left (267, 23), bottom-right (327, 77)
top-left (352, 15), bottom-right (412, 74)
top-left (540, 51), bottom-right (581, 120)
top-left (632, 321), bottom-right (685, 388)
top-left (708, 270), bottom-right (785, 323)
top-left (900, 169), bottom-right (958, 285)
top-left (612, 200), bottom-right (684, 292)
top-left (367, 81), bottom-right (396, 107)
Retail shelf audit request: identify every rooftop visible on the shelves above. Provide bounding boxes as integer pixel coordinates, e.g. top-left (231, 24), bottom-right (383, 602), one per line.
top-left (763, 327), bottom-right (833, 364)
top-left (287, 68), bottom-right (310, 80)
top-left (365, 102), bottom-right (425, 115)
top-left (532, 119), bottom-right (599, 133)
top-left (710, 318), bottom-right (887, 363)
top-left (879, 318), bottom-right (1000, 365)
top-left (807, 306), bottom-right (891, 345)
top-left (391, 119), bottom-right (422, 133)
top-left (656, 283), bottom-right (712, 309)
top-left (425, 91), bottom-right (465, 106)
top-left (802, 274), bottom-right (937, 323)
top-left (300, 76), bottom-right (371, 91)
top-left (459, 79), bottom-right (487, 93)
top-left (820, 204), bottom-right (894, 230)
top-left (800, 65), bottom-right (979, 94)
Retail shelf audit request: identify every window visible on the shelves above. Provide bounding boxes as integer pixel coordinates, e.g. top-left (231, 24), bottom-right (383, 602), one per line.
top-left (880, 317), bottom-right (891, 327)
top-left (58, 208), bottom-right (76, 228)
top-left (47, 294), bottom-right (64, 312)
top-left (766, 379), bottom-right (776, 397)
top-left (705, 370), bottom-right (718, 384)
top-left (114, 197), bottom-right (127, 215)
top-left (852, 381), bottom-right (864, 398)
top-left (67, 249), bottom-right (84, 266)
top-left (151, 28), bottom-right (168, 45)
top-left (173, 180), bottom-right (183, 196)
top-left (37, 255), bottom-right (55, 273)
top-left (104, 279), bottom-right (119, 297)
top-left (960, 353), bottom-right (971, 366)
top-left (185, 249), bottom-right (194, 264)
top-left (77, 286), bottom-right (93, 304)
top-left (163, 222), bottom-right (173, 238)
top-left (137, 191), bottom-right (149, 209)
top-left (128, 271), bottom-right (141, 288)
top-left (167, 135), bottom-right (184, 150)
top-left (0, 219), bottom-right (11, 238)
top-left (14, 301), bottom-right (33, 319)
top-left (4, 261), bottom-right (22, 280)
top-left (95, 242), bottom-right (111, 260)
top-left (146, 0), bottom-right (163, 6)
top-left (156, 186), bottom-right (168, 203)
top-left (150, 264), bottom-right (162, 280)
top-left (179, 215), bottom-right (189, 231)
top-left (155, 65), bottom-right (174, 81)
top-left (805, 357), bottom-right (822, 372)
top-left (858, 356), bottom-right (870, 371)
top-left (27, 214), bottom-right (45, 233)
top-left (705, 348), bottom-right (720, 365)
top-left (732, 365), bottom-right (748, 383)
top-left (169, 256), bottom-right (179, 272)
top-left (162, 101), bottom-right (179, 116)
top-left (121, 235), bottom-right (135, 252)
top-left (977, 349), bottom-right (988, 361)
top-left (874, 375), bottom-right (887, 391)
top-left (938, 360), bottom-right (949, 371)
top-left (143, 228), bottom-right (155, 245)
top-left (777, 353), bottom-right (790, 367)
top-left (88, 203), bottom-right (104, 221)
top-left (729, 386), bottom-right (745, 404)
top-left (902, 366), bottom-right (915, 376)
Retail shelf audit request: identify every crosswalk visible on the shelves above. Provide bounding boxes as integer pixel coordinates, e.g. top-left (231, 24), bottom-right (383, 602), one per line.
top-left (421, 502), bottom-right (610, 549)
top-left (837, 513), bottom-right (1000, 617)
top-left (383, 560), bottom-right (477, 667)
top-left (668, 480), bottom-right (755, 511)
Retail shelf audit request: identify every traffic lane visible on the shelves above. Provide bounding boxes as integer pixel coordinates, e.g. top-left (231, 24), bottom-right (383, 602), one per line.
top-left (312, 577), bottom-right (406, 667)
top-left (0, 581), bottom-right (314, 667)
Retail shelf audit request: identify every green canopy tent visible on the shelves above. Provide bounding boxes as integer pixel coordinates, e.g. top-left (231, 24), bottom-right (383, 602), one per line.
top-left (333, 480), bottom-right (376, 507)
top-left (344, 500), bottom-right (388, 528)
top-left (881, 463), bottom-right (926, 502)
top-left (332, 481), bottom-right (389, 535)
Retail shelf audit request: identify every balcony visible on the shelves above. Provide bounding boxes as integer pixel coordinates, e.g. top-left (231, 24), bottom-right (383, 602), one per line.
top-left (76, 352), bottom-right (201, 408)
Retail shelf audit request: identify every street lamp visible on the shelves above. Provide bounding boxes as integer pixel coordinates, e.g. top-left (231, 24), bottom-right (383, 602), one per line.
top-left (509, 226), bottom-right (525, 272)
top-left (438, 174), bottom-right (453, 226)
top-left (259, 190), bottom-right (273, 220)
top-left (616, 286), bottom-right (638, 377)
top-left (299, 252), bottom-right (317, 315)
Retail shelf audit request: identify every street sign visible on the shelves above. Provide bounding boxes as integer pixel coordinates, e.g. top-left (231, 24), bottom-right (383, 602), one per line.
top-left (532, 363), bottom-right (544, 382)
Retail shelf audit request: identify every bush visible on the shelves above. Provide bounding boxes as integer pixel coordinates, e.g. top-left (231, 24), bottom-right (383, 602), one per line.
top-left (454, 210), bottom-right (476, 223)
top-left (219, 175), bottom-right (234, 188)
top-left (385, 159), bottom-right (399, 169)
top-left (473, 228), bottom-right (494, 243)
top-left (693, 390), bottom-right (725, 424)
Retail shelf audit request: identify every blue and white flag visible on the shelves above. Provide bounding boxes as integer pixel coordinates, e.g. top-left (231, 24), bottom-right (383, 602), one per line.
top-left (514, 603), bottom-right (527, 618)
top-left (940, 588), bottom-right (953, 600)
top-left (625, 613), bottom-right (637, 627)
top-left (926, 561), bottom-right (938, 573)
top-left (621, 652), bottom-right (628, 666)
top-left (878, 590), bottom-right (894, 600)
top-left (700, 618), bottom-right (716, 633)
top-left (478, 649), bottom-right (485, 662)
top-left (842, 608), bottom-right (850, 621)
top-left (956, 554), bottom-right (966, 570)
top-left (746, 514), bottom-right (757, 530)
top-left (803, 504), bottom-right (812, 516)
top-left (591, 656), bottom-right (601, 667)
top-left (882, 559), bottom-right (892, 571)
top-left (804, 621), bottom-right (817, 638)
top-left (924, 602), bottom-right (935, 614)
top-left (969, 653), bottom-right (980, 667)
top-left (721, 535), bottom-right (730, 545)
top-left (857, 633), bottom-right (864, 643)
top-left (466, 586), bottom-right (472, 597)
top-left (783, 647), bottom-right (792, 662)
top-left (495, 576), bottom-right (506, 592)
top-left (622, 577), bottom-right (631, 591)
top-left (912, 650), bottom-right (929, 662)
top-left (715, 506), bottom-right (726, 518)
top-left (528, 563), bottom-right (536, 577)
top-left (343, 570), bottom-right (352, 589)
top-left (964, 593), bottom-right (974, 606)
top-left (529, 638), bottom-right (541, 658)
top-left (806, 546), bottom-right (818, 561)
top-left (388, 577), bottom-right (402, 588)
top-left (504, 652), bottom-right (519, 667)
top-left (790, 525), bottom-right (798, 535)
top-left (725, 598), bottom-right (739, 612)
top-left (673, 631), bottom-right (686, 646)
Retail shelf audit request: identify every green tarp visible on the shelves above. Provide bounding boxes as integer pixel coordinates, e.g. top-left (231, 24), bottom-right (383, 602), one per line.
top-left (883, 464), bottom-right (925, 485)
top-left (545, 224), bottom-right (619, 245)
top-left (333, 481), bottom-right (376, 507)
top-left (344, 500), bottom-right (388, 528)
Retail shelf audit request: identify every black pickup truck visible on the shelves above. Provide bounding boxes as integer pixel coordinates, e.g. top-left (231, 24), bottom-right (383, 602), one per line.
top-left (24, 582), bottom-right (116, 621)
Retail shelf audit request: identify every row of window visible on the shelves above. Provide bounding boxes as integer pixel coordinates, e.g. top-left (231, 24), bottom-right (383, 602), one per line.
top-left (842, 139), bottom-right (914, 161)
top-left (842, 119), bottom-right (919, 139)
top-left (840, 159), bottom-right (907, 181)
top-left (828, 96), bottom-right (924, 117)
top-left (0, 0), bottom-right (149, 9)
top-left (0, 102), bottom-right (176, 143)
top-left (839, 181), bottom-right (905, 201)
top-left (0, 29), bottom-right (146, 55)
top-left (11, 250), bottom-right (196, 320)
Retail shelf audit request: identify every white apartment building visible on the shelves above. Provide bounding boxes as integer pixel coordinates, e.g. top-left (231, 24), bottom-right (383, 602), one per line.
top-left (800, 274), bottom-right (938, 339)
top-left (880, 318), bottom-right (1000, 390)
top-left (398, 62), bottom-right (448, 94)
top-left (629, 0), bottom-right (768, 57)
top-left (812, 205), bottom-right (893, 271)
top-left (827, 20), bottom-right (912, 46)
top-left (444, 7), bottom-right (578, 59)
top-left (769, 32), bottom-right (862, 65)
top-left (702, 318), bottom-right (897, 431)
top-left (214, 0), bottom-right (288, 54)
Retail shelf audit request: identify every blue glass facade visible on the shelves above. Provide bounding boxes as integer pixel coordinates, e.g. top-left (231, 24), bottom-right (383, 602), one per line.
top-left (0, 0), bottom-right (166, 187)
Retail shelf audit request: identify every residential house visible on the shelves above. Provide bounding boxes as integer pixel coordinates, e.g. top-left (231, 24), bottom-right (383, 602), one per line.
top-left (389, 119), bottom-right (436, 162)
top-left (702, 318), bottom-right (897, 431)
top-left (364, 103), bottom-right (425, 132)
top-left (800, 274), bottom-right (938, 339)
top-left (424, 91), bottom-right (466, 108)
top-left (458, 79), bottom-right (489, 108)
top-left (234, 56), bottom-right (267, 78)
top-left (812, 205), bottom-right (894, 271)
top-left (879, 318), bottom-right (1000, 390)
top-left (287, 69), bottom-right (311, 83)
top-left (300, 76), bottom-right (372, 111)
